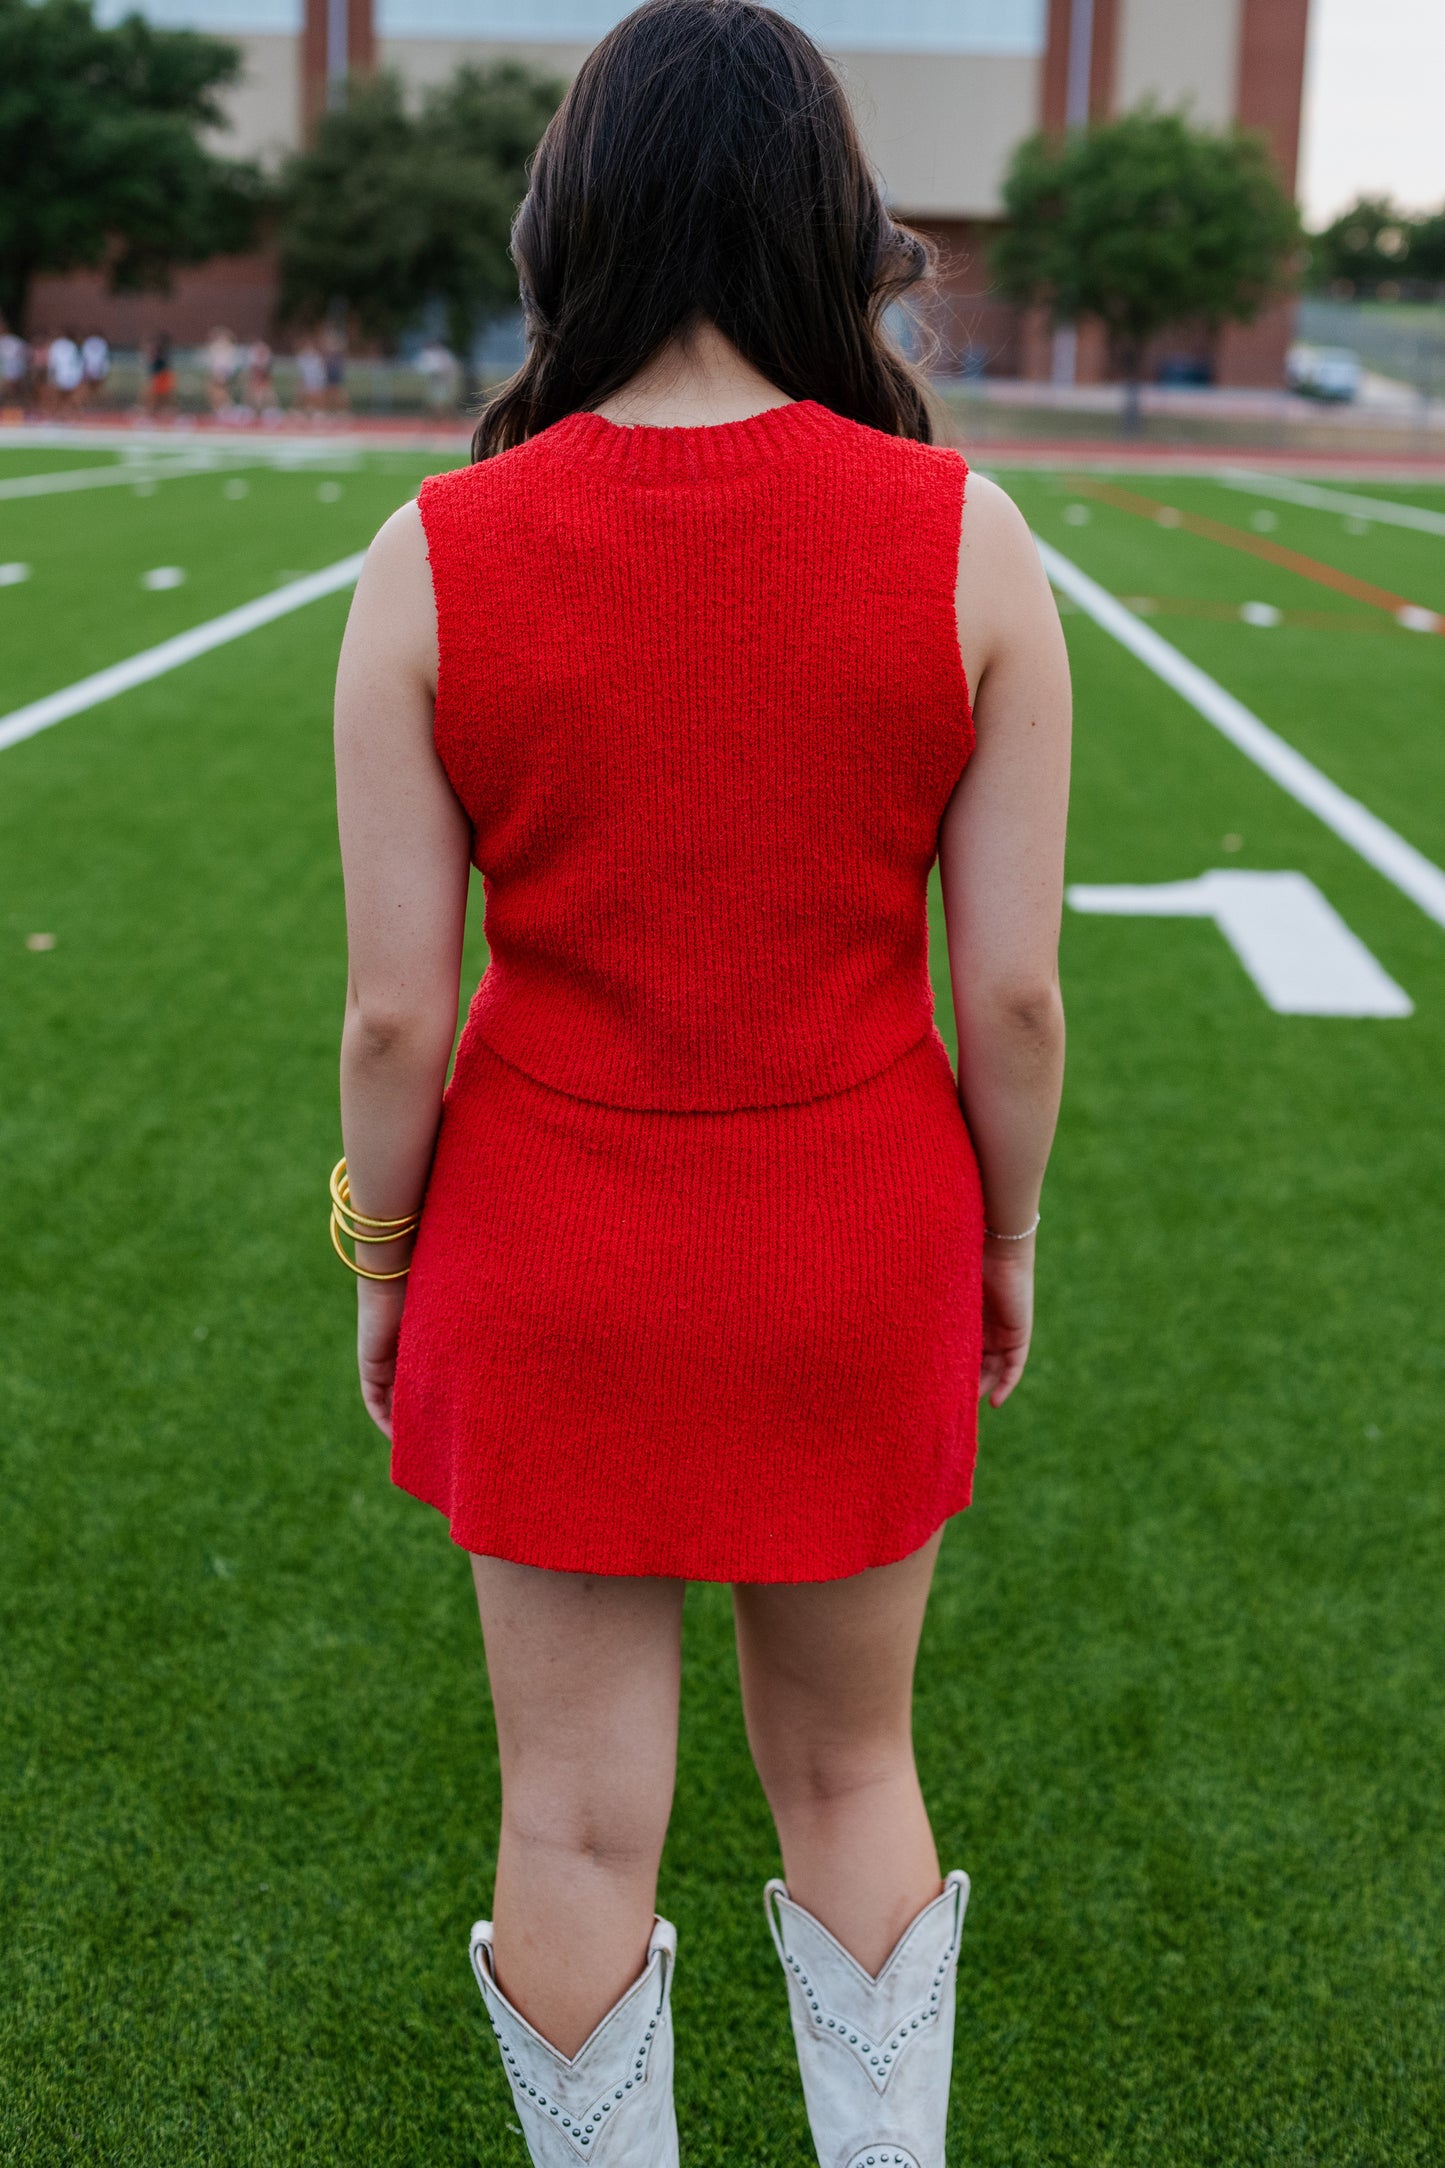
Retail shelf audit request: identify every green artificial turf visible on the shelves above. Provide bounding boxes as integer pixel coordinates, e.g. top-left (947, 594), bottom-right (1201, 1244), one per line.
top-left (1007, 469), bottom-right (1445, 861)
top-left (1, 454), bottom-right (1443, 2164)
top-left (0, 458), bottom-right (452, 712)
top-left (0, 446), bottom-right (128, 478)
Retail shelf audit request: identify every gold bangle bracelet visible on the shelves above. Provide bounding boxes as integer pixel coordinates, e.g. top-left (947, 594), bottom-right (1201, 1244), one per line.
top-left (329, 1158), bottom-right (421, 1231)
top-left (330, 1196), bottom-right (420, 1243)
top-left (330, 1211), bottom-right (412, 1282)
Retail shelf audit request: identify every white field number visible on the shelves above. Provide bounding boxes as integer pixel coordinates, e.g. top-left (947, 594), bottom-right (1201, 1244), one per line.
top-left (1067, 870), bottom-right (1413, 1017)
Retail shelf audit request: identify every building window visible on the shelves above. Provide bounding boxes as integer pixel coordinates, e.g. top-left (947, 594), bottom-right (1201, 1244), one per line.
top-left (93, 0), bottom-right (1046, 52)
top-left (374, 1), bottom-right (1047, 54)
top-left (94, 0), bottom-right (303, 27)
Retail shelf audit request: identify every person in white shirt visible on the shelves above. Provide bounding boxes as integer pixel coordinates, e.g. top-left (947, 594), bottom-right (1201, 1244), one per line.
top-left (416, 340), bottom-right (462, 413)
top-left (80, 333), bottom-right (110, 406)
top-left (48, 332), bottom-right (84, 405)
top-left (0, 322), bottom-right (28, 406)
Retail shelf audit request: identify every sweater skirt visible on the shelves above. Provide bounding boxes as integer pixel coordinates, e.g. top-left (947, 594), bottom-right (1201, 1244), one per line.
top-left (387, 398), bottom-right (985, 1582)
top-left (391, 1025), bottom-right (982, 1584)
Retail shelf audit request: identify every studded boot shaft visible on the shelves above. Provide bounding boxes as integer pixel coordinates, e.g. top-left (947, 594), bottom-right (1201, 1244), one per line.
top-left (765, 1871), bottom-right (969, 2168)
top-left (470, 1916), bottom-right (680, 2168)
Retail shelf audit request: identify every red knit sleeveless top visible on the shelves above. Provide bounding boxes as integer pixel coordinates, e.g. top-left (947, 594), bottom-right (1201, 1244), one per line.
top-left (418, 399), bottom-right (973, 1112)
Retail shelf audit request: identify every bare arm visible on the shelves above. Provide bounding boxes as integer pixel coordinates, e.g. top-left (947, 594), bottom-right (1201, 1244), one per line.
top-left (940, 472), bottom-right (1071, 1408)
top-left (334, 498), bottom-right (472, 1437)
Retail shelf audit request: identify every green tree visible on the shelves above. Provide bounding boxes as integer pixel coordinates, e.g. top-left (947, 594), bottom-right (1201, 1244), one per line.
top-left (1307, 195), bottom-right (1430, 295)
top-left (0, 0), bottom-right (264, 332)
top-left (1411, 211), bottom-right (1445, 288)
top-left (277, 63), bottom-right (561, 374)
top-left (993, 106), bottom-right (1302, 430)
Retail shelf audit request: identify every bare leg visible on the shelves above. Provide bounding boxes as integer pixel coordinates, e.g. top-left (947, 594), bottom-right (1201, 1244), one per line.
top-left (733, 1530), bottom-right (945, 1975)
top-left (471, 1555), bottom-right (686, 2057)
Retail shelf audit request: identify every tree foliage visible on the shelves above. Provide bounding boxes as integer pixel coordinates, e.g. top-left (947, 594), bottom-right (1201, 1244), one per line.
top-left (1307, 195), bottom-right (1445, 295)
top-left (0, 0), bottom-right (265, 331)
top-left (993, 107), bottom-right (1302, 401)
top-left (276, 63), bottom-right (561, 361)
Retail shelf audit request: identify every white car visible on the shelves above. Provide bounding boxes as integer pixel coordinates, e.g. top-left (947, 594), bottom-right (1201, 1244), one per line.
top-left (1287, 344), bottom-right (1362, 402)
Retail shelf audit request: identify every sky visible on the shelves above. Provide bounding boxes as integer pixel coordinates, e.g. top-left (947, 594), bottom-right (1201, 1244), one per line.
top-left (1299, 0), bottom-right (1445, 222)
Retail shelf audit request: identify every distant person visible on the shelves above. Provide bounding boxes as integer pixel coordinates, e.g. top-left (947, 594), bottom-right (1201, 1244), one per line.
top-left (0, 321), bottom-right (27, 410)
top-left (30, 331), bottom-right (52, 411)
top-left (245, 338), bottom-right (278, 419)
top-left (80, 330), bottom-right (110, 408)
top-left (416, 339), bottom-right (461, 413)
top-left (330, 5), bottom-right (1068, 2165)
top-left (48, 331), bottom-right (84, 409)
top-left (295, 336), bottom-right (327, 416)
top-left (322, 327), bottom-right (348, 412)
top-left (204, 326), bottom-right (240, 416)
top-left (142, 333), bottom-right (176, 419)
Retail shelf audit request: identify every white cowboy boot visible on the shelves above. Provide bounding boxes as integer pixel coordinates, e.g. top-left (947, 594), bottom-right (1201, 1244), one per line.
top-left (765, 1871), bottom-right (970, 2168)
top-left (470, 1915), bottom-right (679, 2167)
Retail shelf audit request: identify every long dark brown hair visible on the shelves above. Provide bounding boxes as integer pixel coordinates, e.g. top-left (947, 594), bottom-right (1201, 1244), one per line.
top-left (473, 0), bottom-right (938, 459)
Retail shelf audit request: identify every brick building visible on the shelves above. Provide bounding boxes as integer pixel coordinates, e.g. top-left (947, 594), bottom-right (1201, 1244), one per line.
top-left (40, 0), bottom-right (1311, 384)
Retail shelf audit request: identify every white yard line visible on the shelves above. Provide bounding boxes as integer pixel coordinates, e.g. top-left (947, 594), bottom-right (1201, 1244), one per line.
top-left (0, 456), bottom-right (223, 500)
top-left (1219, 469), bottom-right (1445, 537)
top-left (0, 555), bottom-right (364, 754)
top-left (1036, 536), bottom-right (1445, 931)
top-left (0, 423), bottom-right (458, 457)
top-left (0, 443), bottom-right (364, 499)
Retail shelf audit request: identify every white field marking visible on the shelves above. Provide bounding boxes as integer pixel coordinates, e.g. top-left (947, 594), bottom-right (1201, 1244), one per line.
top-left (141, 565), bottom-right (186, 590)
top-left (0, 442), bottom-right (365, 500)
top-left (0, 455), bottom-right (221, 500)
top-left (0, 553), bottom-right (365, 754)
top-left (1068, 872), bottom-right (1413, 1017)
top-left (0, 562), bottom-right (30, 585)
top-left (1036, 536), bottom-right (1445, 932)
top-left (1221, 469), bottom-right (1445, 538)
top-left (0, 423), bottom-right (457, 457)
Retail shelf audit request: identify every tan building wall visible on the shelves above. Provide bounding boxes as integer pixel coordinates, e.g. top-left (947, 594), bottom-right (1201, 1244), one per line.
top-left (376, 39), bottom-right (1040, 220)
top-left (1114, 0), bottom-right (1241, 127)
top-left (377, 34), bottom-right (591, 91)
top-left (808, 51), bottom-right (1041, 218)
top-left (210, 32), bottom-right (304, 165)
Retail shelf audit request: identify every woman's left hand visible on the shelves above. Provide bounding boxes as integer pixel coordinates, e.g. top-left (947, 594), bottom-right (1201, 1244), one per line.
top-left (357, 1278), bottom-right (408, 1439)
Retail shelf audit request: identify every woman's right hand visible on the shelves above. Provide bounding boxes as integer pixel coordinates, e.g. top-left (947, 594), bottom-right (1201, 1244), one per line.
top-left (978, 1242), bottom-right (1034, 1408)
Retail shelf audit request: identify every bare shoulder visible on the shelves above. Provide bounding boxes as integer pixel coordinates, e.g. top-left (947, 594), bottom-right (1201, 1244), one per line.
top-left (955, 469), bottom-right (1059, 688)
top-left (366, 493), bottom-right (431, 573)
top-left (957, 471), bottom-right (1039, 586)
top-left (342, 496), bottom-right (438, 695)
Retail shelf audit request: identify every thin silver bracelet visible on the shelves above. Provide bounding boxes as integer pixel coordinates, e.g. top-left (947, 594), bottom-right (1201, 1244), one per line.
top-left (984, 1212), bottom-right (1041, 1242)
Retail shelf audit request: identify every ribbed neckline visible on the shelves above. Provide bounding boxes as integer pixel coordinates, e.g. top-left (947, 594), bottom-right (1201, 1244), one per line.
top-left (548, 397), bottom-right (845, 482)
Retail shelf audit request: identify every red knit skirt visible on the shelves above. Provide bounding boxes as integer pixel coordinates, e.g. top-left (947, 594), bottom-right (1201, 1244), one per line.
top-left (390, 1026), bottom-right (984, 1583)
